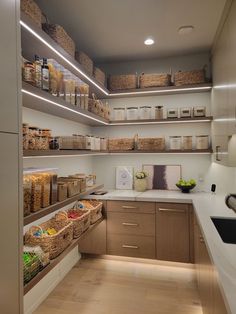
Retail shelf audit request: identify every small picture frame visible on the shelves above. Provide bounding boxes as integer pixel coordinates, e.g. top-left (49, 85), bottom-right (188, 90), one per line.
top-left (116, 166), bottom-right (133, 190)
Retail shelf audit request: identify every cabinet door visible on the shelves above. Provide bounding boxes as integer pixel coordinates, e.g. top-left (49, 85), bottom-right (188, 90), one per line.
top-left (0, 133), bottom-right (22, 314)
top-left (78, 220), bottom-right (106, 255)
top-left (0, 0), bottom-right (21, 133)
top-left (156, 203), bottom-right (190, 263)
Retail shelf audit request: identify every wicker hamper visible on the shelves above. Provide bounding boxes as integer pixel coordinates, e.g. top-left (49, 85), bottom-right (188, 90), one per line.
top-left (94, 67), bottom-right (106, 86)
top-left (139, 73), bottom-right (171, 88)
top-left (174, 69), bottom-right (206, 86)
top-left (21, 0), bottom-right (42, 28)
top-left (56, 209), bottom-right (91, 238)
top-left (24, 217), bottom-right (73, 259)
top-left (75, 51), bottom-right (93, 76)
top-left (108, 138), bottom-right (134, 151)
top-left (79, 200), bottom-right (103, 224)
top-left (137, 137), bottom-right (165, 151)
top-left (42, 23), bottom-right (75, 57)
top-left (109, 74), bottom-right (137, 91)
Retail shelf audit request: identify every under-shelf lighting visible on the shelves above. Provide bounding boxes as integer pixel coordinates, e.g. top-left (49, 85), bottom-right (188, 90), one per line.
top-left (109, 152), bottom-right (212, 155)
top-left (20, 20), bottom-right (109, 96)
top-left (109, 85), bottom-right (212, 97)
top-left (23, 153), bottom-right (109, 159)
top-left (21, 89), bottom-right (109, 125)
top-left (109, 119), bottom-right (211, 126)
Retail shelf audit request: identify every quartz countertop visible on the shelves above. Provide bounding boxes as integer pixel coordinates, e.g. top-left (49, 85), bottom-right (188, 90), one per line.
top-left (85, 189), bottom-right (236, 314)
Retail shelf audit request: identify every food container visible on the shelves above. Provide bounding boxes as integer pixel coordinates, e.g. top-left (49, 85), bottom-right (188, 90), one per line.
top-left (22, 123), bottom-right (29, 134)
top-left (100, 138), bottom-right (107, 151)
top-left (73, 135), bottom-right (86, 150)
top-left (40, 129), bottom-right (52, 137)
top-left (85, 135), bottom-right (92, 150)
top-left (193, 106), bottom-right (206, 117)
top-left (57, 177), bottom-right (81, 197)
top-left (183, 136), bottom-right (193, 150)
top-left (30, 174), bottom-right (42, 212)
top-left (169, 136), bottom-right (182, 150)
top-left (69, 174), bottom-right (86, 192)
top-left (196, 135), bottom-right (209, 150)
top-left (23, 61), bottom-right (35, 85)
top-left (28, 126), bottom-right (40, 137)
top-left (50, 173), bottom-right (58, 205)
top-left (23, 133), bottom-right (29, 150)
top-left (49, 137), bottom-right (59, 150)
top-left (94, 137), bottom-right (101, 150)
top-left (41, 173), bottom-right (51, 208)
top-left (167, 108), bottom-right (179, 119)
top-left (180, 108), bottom-right (192, 118)
top-left (57, 182), bottom-right (68, 202)
top-left (127, 107), bottom-right (138, 120)
top-left (86, 175), bottom-right (95, 187)
top-left (113, 108), bottom-right (125, 120)
top-left (23, 175), bottom-right (32, 217)
top-left (140, 106), bottom-right (152, 120)
top-left (155, 106), bottom-right (164, 119)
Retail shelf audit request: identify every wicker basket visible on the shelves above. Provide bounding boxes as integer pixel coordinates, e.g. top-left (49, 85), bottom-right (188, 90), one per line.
top-left (21, 0), bottom-right (42, 28)
top-left (56, 209), bottom-right (91, 238)
top-left (174, 69), bottom-right (206, 86)
top-left (42, 23), bottom-right (75, 57)
top-left (109, 75), bottom-right (137, 91)
top-left (94, 67), bottom-right (106, 86)
top-left (139, 73), bottom-right (171, 88)
top-left (24, 217), bottom-right (73, 259)
top-left (75, 51), bottom-right (93, 76)
top-left (108, 138), bottom-right (134, 151)
top-left (137, 137), bottom-right (165, 151)
top-left (23, 252), bottom-right (42, 284)
top-left (79, 200), bottom-right (103, 224)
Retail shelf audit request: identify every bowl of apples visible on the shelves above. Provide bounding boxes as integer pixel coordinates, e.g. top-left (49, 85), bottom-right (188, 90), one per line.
top-left (176, 179), bottom-right (196, 193)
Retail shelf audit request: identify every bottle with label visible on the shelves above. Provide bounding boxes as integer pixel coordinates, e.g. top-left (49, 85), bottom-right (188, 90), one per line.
top-left (42, 58), bottom-right (49, 92)
top-left (34, 55), bottom-right (42, 89)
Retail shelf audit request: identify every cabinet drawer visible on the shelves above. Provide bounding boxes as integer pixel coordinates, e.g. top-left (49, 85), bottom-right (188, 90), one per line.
top-left (156, 202), bottom-right (189, 212)
top-left (107, 212), bottom-right (155, 236)
top-left (107, 234), bottom-right (155, 259)
top-left (107, 201), bottom-right (155, 213)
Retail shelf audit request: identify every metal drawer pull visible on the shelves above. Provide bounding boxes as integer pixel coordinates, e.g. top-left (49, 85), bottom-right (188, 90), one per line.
top-left (122, 222), bottom-right (139, 226)
top-left (122, 245), bottom-right (139, 249)
top-left (122, 205), bottom-right (138, 209)
top-left (158, 208), bottom-right (185, 213)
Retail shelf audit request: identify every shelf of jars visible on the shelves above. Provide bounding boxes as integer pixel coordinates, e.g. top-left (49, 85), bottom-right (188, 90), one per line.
top-left (21, 12), bottom-right (212, 100)
top-left (24, 217), bottom-right (103, 295)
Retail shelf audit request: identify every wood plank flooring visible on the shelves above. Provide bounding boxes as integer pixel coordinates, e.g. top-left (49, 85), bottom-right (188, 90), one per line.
top-left (34, 256), bottom-right (203, 314)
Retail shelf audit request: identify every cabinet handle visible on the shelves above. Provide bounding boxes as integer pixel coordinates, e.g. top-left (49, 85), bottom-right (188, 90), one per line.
top-left (199, 236), bottom-right (205, 243)
top-left (216, 145), bottom-right (221, 161)
top-left (158, 208), bottom-right (185, 213)
top-left (122, 245), bottom-right (139, 249)
top-left (122, 222), bottom-right (139, 227)
top-left (122, 205), bottom-right (138, 209)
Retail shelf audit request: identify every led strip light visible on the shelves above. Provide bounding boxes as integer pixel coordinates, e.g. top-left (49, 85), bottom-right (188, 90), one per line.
top-left (110, 119), bottom-right (211, 126)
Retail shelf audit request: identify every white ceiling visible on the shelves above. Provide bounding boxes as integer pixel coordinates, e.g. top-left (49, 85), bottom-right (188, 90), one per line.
top-left (36, 0), bottom-right (226, 63)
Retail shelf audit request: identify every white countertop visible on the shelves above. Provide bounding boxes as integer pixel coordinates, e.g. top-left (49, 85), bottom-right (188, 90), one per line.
top-left (85, 189), bottom-right (236, 314)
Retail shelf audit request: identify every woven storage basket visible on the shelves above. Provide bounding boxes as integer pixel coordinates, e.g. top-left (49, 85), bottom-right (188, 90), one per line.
top-left (79, 200), bottom-right (103, 224)
top-left (75, 51), bottom-right (93, 76)
top-left (108, 138), bottom-right (134, 151)
top-left (174, 69), bottom-right (206, 86)
top-left (139, 73), bottom-right (171, 88)
top-left (21, 0), bottom-right (42, 28)
top-left (137, 137), bottom-right (165, 151)
top-left (24, 217), bottom-right (73, 259)
top-left (109, 75), bottom-right (137, 91)
top-left (42, 23), bottom-right (75, 57)
top-left (94, 67), bottom-right (106, 86)
top-left (56, 209), bottom-right (90, 238)
top-left (23, 252), bottom-right (42, 284)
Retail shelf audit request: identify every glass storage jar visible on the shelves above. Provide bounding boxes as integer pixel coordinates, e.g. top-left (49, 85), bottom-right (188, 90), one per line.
top-left (155, 106), bottom-right (164, 119)
top-left (196, 135), bottom-right (209, 149)
top-left (127, 107), bottom-right (138, 120)
top-left (182, 136), bottom-right (193, 150)
top-left (140, 106), bottom-right (152, 119)
top-left (169, 136), bottom-right (182, 150)
top-left (113, 108), bottom-right (125, 120)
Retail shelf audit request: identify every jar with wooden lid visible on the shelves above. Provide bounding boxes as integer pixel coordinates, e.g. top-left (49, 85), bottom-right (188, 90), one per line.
top-left (155, 106), bottom-right (164, 119)
top-left (196, 135), bottom-right (209, 149)
top-left (182, 136), bottom-right (193, 150)
top-left (140, 106), bottom-right (151, 120)
top-left (113, 108), bottom-right (125, 120)
top-left (169, 136), bottom-right (182, 150)
top-left (127, 107), bottom-right (138, 120)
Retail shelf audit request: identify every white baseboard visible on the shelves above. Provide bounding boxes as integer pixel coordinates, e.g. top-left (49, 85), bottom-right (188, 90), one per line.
top-left (24, 248), bottom-right (81, 314)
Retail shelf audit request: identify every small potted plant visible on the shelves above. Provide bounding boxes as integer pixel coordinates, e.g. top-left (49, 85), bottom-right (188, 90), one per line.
top-left (176, 179), bottom-right (196, 193)
top-left (134, 171), bottom-right (148, 192)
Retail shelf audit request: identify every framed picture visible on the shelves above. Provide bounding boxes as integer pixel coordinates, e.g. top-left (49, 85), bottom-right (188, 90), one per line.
top-left (142, 164), bottom-right (182, 190)
top-left (116, 166), bottom-right (133, 190)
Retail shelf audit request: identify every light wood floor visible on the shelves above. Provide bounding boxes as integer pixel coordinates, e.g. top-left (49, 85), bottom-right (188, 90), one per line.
top-left (34, 256), bottom-right (203, 314)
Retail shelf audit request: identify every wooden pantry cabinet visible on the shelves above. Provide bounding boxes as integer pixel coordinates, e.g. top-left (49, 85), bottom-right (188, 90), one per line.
top-left (106, 201), bottom-right (156, 259)
top-left (194, 215), bottom-right (228, 314)
top-left (156, 203), bottom-right (191, 263)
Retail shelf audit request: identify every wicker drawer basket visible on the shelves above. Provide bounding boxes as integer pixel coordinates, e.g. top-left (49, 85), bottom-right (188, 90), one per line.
top-left (79, 200), bottom-right (103, 224)
top-left (139, 73), bottom-right (171, 88)
top-left (24, 217), bottom-right (73, 259)
top-left (137, 137), bottom-right (165, 151)
top-left (56, 209), bottom-right (91, 238)
top-left (75, 51), bottom-right (93, 76)
top-left (42, 23), bottom-right (75, 57)
top-left (109, 75), bottom-right (137, 91)
top-left (21, 0), bottom-right (42, 28)
top-left (108, 138), bottom-right (134, 151)
top-left (174, 69), bottom-right (206, 86)
top-left (94, 67), bottom-right (106, 86)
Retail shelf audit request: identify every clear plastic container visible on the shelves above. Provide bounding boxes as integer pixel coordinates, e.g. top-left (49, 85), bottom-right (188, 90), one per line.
top-left (94, 137), bottom-right (101, 150)
top-left (169, 136), bottom-right (182, 150)
top-left (127, 107), bottom-right (138, 120)
top-left (100, 138), bottom-right (108, 151)
top-left (167, 108), bottom-right (179, 118)
top-left (193, 106), bottom-right (206, 117)
top-left (183, 136), bottom-right (193, 150)
top-left (196, 135), bottom-right (209, 149)
top-left (155, 106), bottom-right (164, 119)
top-left (180, 108), bottom-right (192, 118)
top-left (113, 108), bottom-right (125, 120)
top-left (140, 106), bottom-right (151, 120)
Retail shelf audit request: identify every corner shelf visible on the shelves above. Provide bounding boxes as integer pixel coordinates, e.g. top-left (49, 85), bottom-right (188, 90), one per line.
top-left (24, 184), bottom-right (104, 225)
top-left (24, 218), bottom-right (103, 295)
